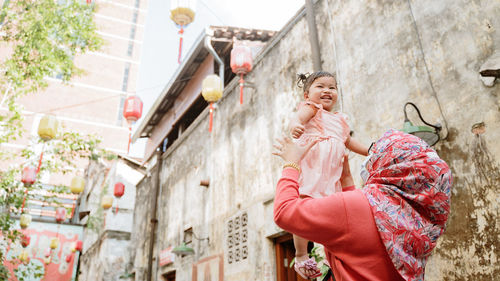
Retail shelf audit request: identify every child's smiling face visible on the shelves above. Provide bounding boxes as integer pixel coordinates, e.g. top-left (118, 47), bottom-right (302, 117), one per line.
top-left (304, 76), bottom-right (338, 111)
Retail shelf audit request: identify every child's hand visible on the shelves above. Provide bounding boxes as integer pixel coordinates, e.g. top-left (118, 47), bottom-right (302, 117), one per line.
top-left (272, 136), bottom-right (319, 164)
top-left (289, 121), bottom-right (305, 139)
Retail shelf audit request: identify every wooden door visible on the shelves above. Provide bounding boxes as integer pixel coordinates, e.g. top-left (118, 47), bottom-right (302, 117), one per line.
top-left (275, 233), bottom-right (313, 281)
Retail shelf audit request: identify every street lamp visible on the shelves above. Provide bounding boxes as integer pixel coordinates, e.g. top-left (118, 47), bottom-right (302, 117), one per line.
top-left (172, 231), bottom-right (209, 257)
top-left (172, 242), bottom-right (195, 256)
top-left (402, 102), bottom-right (442, 146)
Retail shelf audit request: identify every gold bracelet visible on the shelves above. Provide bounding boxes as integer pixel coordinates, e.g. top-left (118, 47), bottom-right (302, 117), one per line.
top-left (283, 162), bottom-right (300, 172)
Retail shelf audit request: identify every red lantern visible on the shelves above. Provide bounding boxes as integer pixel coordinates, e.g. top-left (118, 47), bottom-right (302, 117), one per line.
top-left (123, 96), bottom-right (143, 124)
top-left (114, 182), bottom-right (125, 198)
top-left (114, 182), bottom-right (125, 213)
top-left (73, 240), bottom-right (83, 252)
top-left (55, 207), bottom-right (66, 223)
top-left (21, 234), bottom-right (30, 248)
top-left (21, 166), bottom-right (36, 186)
top-left (65, 253), bottom-right (73, 263)
top-left (230, 45), bottom-right (253, 104)
top-left (123, 95), bottom-right (143, 154)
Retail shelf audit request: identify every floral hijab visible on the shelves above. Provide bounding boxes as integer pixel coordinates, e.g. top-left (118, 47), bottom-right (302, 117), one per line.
top-left (361, 129), bottom-right (452, 281)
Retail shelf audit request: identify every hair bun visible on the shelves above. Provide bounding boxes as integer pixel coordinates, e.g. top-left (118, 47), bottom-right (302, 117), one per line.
top-left (296, 73), bottom-right (310, 88)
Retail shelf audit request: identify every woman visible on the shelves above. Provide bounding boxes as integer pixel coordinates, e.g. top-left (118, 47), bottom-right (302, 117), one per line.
top-left (273, 129), bottom-right (452, 281)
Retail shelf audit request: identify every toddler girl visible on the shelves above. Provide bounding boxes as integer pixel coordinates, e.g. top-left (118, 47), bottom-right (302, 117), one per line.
top-left (289, 71), bottom-right (369, 279)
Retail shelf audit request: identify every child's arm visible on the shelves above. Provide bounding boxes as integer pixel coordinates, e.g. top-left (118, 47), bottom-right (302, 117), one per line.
top-left (346, 136), bottom-right (369, 156)
top-left (290, 104), bottom-right (316, 138)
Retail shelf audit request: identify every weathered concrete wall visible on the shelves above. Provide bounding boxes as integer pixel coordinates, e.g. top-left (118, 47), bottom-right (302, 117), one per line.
top-left (129, 162), bottom-right (157, 281)
top-left (132, 0), bottom-right (499, 280)
top-left (78, 159), bottom-right (143, 281)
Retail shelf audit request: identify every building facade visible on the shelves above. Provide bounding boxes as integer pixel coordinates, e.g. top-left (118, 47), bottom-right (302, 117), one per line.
top-left (127, 0), bottom-right (499, 280)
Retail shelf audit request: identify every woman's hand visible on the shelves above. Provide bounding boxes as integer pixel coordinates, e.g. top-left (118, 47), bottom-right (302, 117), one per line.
top-left (340, 154), bottom-right (355, 188)
top-left (272, 136), bottom-right (319, 164)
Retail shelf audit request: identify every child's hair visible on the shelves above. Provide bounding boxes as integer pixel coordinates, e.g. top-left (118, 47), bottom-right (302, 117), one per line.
top-left (297, 71), bottom-right (336, 93)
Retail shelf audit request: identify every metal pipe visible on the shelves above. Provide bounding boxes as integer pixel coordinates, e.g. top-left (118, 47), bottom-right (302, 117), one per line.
top-left (204, 35), bottom-right (224, 89)
top-left (305, 0), bottom-right (322, 71)
top-left (146, 150), bottom-right (162, 281)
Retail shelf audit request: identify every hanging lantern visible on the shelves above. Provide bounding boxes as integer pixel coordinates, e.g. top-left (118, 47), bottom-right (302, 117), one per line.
top-left (37, 115), bottom-right (58, 141)
top-left (123, 96), bottom-right (143, 124)
top-left (72, 240), bottom-right (83, 252)
top-left (202, 75), bottom-right (223, 133)
top-left (114, 182), bottom-right (125, 198)
top-left (101, 195), bottom-right (113, 210)
top-left (230, 45), bottom-right (253, 104)
top-left (50, 237), bottom-right (59, 249)
top-left (65, 254), bottom-right (73, 263)
top-left (113, 182), bottom-right (125, 213)
top-left (170, 0), bottom-right (196, 63)
top-left (19, 250), bottom-right (29, 263)
top-left (70, 176), bottom-right (85, 194)
top-left (20, 214), bottom-right (32, 229)
top-left (55, 207), bottom-right (66, 223)
top-left (20, 234), bottom-right (30, 248)
top-left (21, 166), bottom-right (37, 186)
top-left (123, 95), bottom-right (143, 154)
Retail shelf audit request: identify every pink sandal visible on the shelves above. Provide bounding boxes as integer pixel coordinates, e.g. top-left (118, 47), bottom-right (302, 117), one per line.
top-left (294, 257), bottom-right (322, 279)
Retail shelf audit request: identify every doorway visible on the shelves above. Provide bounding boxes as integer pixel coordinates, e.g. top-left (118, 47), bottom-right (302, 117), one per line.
top-left (274, 233), bottom-right (315, 281)
top-left (162, 271), bottom-right (175, 281)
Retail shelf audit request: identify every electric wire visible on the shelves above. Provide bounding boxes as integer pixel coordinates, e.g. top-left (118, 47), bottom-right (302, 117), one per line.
top-left (406, 0), bottom-right (449, 140)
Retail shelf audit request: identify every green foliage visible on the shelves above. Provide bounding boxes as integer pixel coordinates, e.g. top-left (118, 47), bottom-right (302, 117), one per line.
top-left (85, 182), bottom-right (108, 234)
top-left (13, 260), bottom-right (44, 281)
top-left (1, 0), bottom-right (102, 94)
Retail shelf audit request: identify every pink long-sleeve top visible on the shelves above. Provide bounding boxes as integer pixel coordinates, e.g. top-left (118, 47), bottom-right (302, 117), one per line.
top-left (274, 168), bottom-right (404, 281)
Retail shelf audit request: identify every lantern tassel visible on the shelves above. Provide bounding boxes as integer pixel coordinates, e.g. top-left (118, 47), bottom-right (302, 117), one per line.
top-left (70, 204), bottom-right (75, 220)
top-left (209, 103), bottom-right (213, 132)
top-left (239, 74), bottom-right (244, 105)
top-left (127, 126), bottom-right (132, 154)
top-left (36, 143), bottom-right (46, 174)
top-left (20, 189), bottom-right (29, 213)
top-left (178, 26), bottom-right (184, 64)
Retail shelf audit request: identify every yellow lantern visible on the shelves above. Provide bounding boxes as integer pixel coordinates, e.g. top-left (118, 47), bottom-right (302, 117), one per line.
top-left (20, 214), bottom-right (32, 229)
top-left (170, 0), bottom-right (195, 26)
top-left (37, 115), bottom-right (58, 141)
top-left (101, 195), bottom-right (113, 210)
top-left (70, 176), bottom-right (85, 194)
top-left (50, 237), bottom-right (59, 249)
top-left (202, 74), bottom-right (223, 102)
top-left (170, 0), bottom-right (196, 63)
top-left (19, 250), bottom-right (29, 262)
top-left (202, 74), bottom-right (223, 133)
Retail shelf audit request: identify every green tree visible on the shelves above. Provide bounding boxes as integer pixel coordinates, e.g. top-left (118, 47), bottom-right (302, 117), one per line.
top-left (0, 0), bottom-right (109, 279)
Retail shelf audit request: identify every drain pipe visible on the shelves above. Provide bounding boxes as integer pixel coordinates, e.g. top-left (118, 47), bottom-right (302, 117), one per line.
top-left (204, 35), bottom-right (224, 89)
top-left (305, 0), bottom-right (322, 71)
top-left (146, 150), bottom-right (162, 281)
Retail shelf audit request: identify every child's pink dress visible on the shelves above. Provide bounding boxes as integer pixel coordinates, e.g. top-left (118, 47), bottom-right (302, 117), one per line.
top-left (297, 101), bottom-right (350, 198)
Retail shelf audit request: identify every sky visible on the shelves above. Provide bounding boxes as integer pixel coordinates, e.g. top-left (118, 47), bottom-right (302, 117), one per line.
top-left (130, 0), bottom-right (304, 157)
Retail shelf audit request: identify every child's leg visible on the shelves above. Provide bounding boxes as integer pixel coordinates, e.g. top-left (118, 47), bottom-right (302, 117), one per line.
top-left (293, 234), bottom-right (320, 278)
top-left (293, 233), bottom-right (309, 258)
